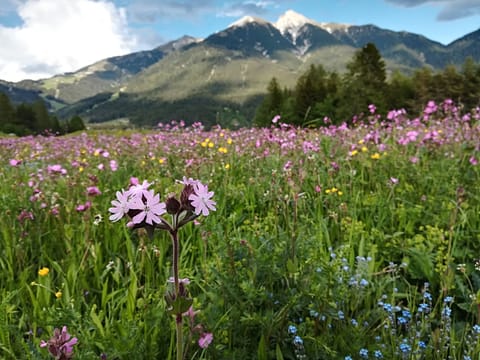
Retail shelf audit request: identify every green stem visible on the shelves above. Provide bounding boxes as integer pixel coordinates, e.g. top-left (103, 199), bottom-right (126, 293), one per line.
top-left (171, 230), bottom-right (183, 360)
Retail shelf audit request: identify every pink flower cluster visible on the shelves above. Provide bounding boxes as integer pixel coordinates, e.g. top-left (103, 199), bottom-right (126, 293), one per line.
top-left (40, 326), bottom-right (78, 359)
top-left (109, 177), bottom-right (216, 229)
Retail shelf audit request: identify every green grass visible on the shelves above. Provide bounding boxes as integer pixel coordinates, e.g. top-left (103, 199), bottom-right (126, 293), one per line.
top-left (1, 105), bottom-right (480, 359)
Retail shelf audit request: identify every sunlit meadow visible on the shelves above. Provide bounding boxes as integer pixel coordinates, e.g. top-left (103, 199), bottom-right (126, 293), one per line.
top-left (1, 100), bottom-right (480, 359)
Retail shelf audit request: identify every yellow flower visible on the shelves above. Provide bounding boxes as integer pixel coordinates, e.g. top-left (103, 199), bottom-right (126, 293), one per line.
top-left (227, 138), bottom-right (233, 145)
top-left (350, 150), bottom-right (358, 157)
top-left (225, 163), bottom-right (230, 169)
top-left (158, 158), bottom-right (165, 164)
top-left (325, 189), bottom-right (331, 194)
top-left (358, 139), bottom-right (364, 144)
top-left (218, 147), bottom-right (228, 154)
top-left (338, 191), bottom-right (343, 196)
top-left (201, 141), bottom-right (208, 147)
top-left (361, 146), bottom-right (368, 152)
top-left (55, 291), bottom-right (62, 299)
top-left (38, 267), bottom-right (49, 277)
top-left (371, 153), bottom-right (381, 160)
top-left (208, 142), bottom-right (214, 148)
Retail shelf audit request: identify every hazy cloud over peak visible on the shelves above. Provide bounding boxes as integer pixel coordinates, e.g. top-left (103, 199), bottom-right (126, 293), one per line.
top-left (217, 1), bottom-right (275, 17)
top-left (385, 0), bottom-right (480, 21)
top-left (128, 0), bottom-right (215, 22)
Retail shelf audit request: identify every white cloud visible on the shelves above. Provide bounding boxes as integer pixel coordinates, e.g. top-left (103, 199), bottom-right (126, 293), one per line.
top-left (0, 0), bottom-right (140, 82)
top-left (385, 0), bottom-right (480, 21)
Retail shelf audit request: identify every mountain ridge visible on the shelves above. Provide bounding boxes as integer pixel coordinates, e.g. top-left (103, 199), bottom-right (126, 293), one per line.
top-left (2, 9), bottom-right (480, 126)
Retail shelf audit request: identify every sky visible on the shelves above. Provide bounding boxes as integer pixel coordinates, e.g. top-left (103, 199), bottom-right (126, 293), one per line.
top-left (0, 0), bottom-right (479, 82)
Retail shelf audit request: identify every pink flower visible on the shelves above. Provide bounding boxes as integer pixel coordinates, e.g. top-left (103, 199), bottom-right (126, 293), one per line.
top-left (40, 326), bottom-right (78, 359)
top-left (109, 160), bottom-right (118, 171)
top-left (47, 164), bottom-right (67, 175)
top-left (109, 189), bottom-right (132, 222)
top-left (76, 201), bottom-right (91, 212)
top-left (130, 177), bottom-right (139, 186)
top-left (272, 115), bottom-right (281, 124)
top-left (198, 332), bottom-right (213, 349)
top-left (87, 186), bottom-right (102, 196)
top-left (189, 183), bottom-right (216, 216)
top-left (128, 180), bottom-right (152, 197)
top-left (129, 189), bottom-right (166, 225)
top-left (9, 159), bottom-right (21, 166)
top-left (17, 209), bottom-right (34, 223)
top-left (470, 156), bottom-right (478, 166)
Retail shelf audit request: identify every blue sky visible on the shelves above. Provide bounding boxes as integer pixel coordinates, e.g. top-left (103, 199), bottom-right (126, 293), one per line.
top-left (0, 0), bottom-right (479, 82)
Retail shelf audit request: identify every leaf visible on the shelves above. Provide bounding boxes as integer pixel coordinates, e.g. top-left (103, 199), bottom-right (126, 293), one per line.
top-left (90, 304), bottom-right (105, 338)
top-left (257, 334), bottom-right (268, 360)
top-left (275, 343), bottom-right (285, 360)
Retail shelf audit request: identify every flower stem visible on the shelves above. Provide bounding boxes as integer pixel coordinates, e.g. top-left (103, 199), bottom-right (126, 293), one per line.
top-left (171, 229), bottom-right (183, 360)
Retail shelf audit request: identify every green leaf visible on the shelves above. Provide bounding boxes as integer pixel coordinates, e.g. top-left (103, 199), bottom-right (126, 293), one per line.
top-left (257, 334), bottom-right (268, 360)
top-left (275, 343), bottom-right (285, 360)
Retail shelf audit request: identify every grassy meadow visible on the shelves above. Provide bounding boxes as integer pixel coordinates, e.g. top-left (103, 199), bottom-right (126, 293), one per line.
top-left (2, 100), bottom-right (480, 359)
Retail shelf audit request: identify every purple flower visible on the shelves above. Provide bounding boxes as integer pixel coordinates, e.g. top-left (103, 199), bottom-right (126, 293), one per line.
top-left (129, 189), bottom-right (166, 225)
top-left (86, 186), bottom-right (102, 196)
top-left (198, 332), bottom-right (213, 349)
top-left (189, 182), bottom-right (216, 216)
top-left (40, 326), bottom-right (78, 359)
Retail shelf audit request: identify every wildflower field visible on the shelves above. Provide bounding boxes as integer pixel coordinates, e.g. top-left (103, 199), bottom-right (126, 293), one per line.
top-left (2, 100), bottom-right (480, 359)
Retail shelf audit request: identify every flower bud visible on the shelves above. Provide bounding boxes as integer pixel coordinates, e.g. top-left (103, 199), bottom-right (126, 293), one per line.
top-left (180, 184), bottom-right (195, 212)
top-left (165, 195), bottom-right (181, 214)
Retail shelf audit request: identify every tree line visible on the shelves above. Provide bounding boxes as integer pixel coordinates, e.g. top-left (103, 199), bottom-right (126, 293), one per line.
top-left (254, 43), bottom-right (480, 127)
top-left (0, 92), bottom-right (85, 136)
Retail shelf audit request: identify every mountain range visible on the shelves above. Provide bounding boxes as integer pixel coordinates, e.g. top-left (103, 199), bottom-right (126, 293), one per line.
top-left (2, 10), bottom-right (480, 127)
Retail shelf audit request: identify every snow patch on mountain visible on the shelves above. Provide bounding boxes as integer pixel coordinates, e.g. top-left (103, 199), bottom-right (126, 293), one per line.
top-left (228, 15), bottom-right (269, 28)
top-left (275, 10), bottom-right (316, 44)
top-left (275, 9), bottom-right (350, 44)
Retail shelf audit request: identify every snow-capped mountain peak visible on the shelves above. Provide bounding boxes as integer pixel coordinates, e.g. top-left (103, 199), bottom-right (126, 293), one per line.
top-left (275, 10), bottom-right (316, 34)
top-left (228, 15), bottom-right (269, 28)
top-left (274, 10), bottom-right (319, 44)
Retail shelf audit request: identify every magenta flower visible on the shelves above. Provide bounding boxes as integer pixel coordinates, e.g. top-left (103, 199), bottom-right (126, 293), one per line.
top-left (470, 156), bottom-right (478, 166)
top-left (76, 201), bottom-right (91, 212)
top-left (129, 189), bottom-right (166, 225)
top-left (40, 326), bottom-right (78, 359)
top-left (109, 189), bottom-right (132, 222)
top-left (189, 182), bottom-right (216, 216)
top-left (9, 159), bottom-right (21, 166)
top-left (198, 332), bottom-right (213, 349)
top-left (86, 186), bottom-right (102, 196)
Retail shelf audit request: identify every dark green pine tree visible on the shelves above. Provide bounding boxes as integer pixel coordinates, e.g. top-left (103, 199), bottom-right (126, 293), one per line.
top-left (293, 64), bottom-right (329, 126)
top-left (15, 103), bottom-right (37, 135)
top-left (460, 57), bottom-right (480, 110)
top-left (32, 100), bottom-right (53, 133)
top-left (338, 43), bottom-right (387, 121)
top-left (254, 77), bottom-right (284, 127)
top-left (66, 115), bottom-right (86, 133)
top-left (0, 92), bottom-right (16, 133)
